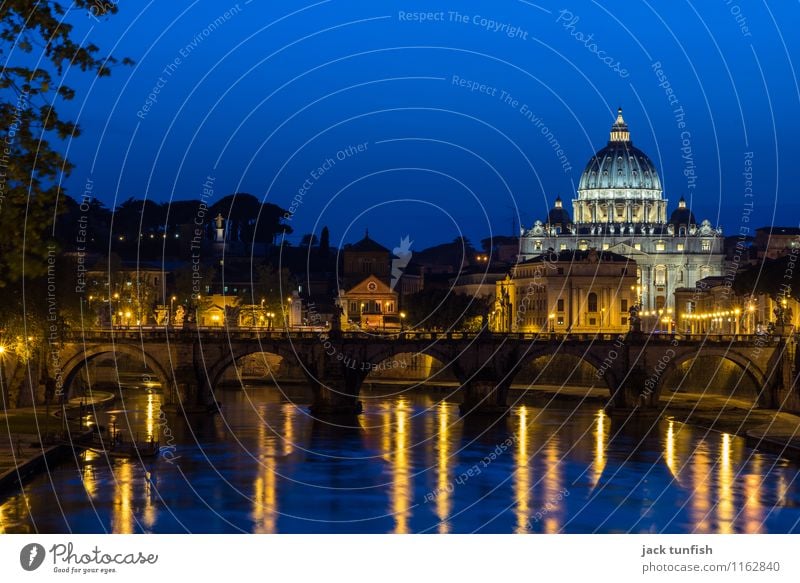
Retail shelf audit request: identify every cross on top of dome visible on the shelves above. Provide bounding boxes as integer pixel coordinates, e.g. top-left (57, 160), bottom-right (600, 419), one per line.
top-left (610, 107), bottom-right (630, 143)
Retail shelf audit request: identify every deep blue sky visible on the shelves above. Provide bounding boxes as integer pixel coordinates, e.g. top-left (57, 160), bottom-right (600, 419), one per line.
top-left (52, 0), bottom-right (800, 249)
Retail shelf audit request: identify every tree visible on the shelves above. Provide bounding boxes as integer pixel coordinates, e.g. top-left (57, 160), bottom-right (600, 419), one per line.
top-left (0, 2), bottom-right (129, 405)
top-left (403, 288), bottom-right (488, 331)
top-left (0, 2), bottom-right (130, 288)
top-left (300, 233), bottom-right (318, 247)
top-left (254, 263), bottom-right (296, 315)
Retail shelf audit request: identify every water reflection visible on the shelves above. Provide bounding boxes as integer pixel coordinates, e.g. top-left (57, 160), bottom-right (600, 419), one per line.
top-left (592, 409), bottom-right (608, 489)
top-left (0, 387), bottom-right (798, 534)
top-left (390, 398), bottom-right (411, 534)
top-left (435, 402), bottom-right (452, 533)
top-left (252, 414), bottom-right (278, 533)
top-left (717, 433), bottom-right (735, 533)
top-left (514, 406), bottom-right (531, 533)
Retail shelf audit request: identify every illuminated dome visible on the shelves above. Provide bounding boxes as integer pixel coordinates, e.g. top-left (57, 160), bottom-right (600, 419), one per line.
top-left (577, 108), bottom-right (662, 200)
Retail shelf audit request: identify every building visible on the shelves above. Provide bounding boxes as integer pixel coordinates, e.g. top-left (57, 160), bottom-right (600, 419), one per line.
top-left (519, 108), bottom-right (725, 312)
top-left (754, 226), bottom-right (800, 260)
top-left (340, 274), bottom-right (400, 330)
top-left (341, 231), bottom-right (392, 289)
top-left (492, 249), bottom-right (637, 334)
top-left (674, 276), bottom-right (800, 335)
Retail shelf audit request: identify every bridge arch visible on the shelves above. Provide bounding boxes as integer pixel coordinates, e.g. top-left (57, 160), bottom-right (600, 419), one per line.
top-left (60, 343), bottom-right (175, 402)
top-left (508, 343), bottom-right (619, 398)
top-left (656, 347), bottom-right (767, 406)
top-left (204, 343), bottom-right (304, 392)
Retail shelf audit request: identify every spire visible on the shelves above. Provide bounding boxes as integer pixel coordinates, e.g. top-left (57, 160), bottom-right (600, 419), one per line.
top-left (678, 196), bottom-right (686, 208)
top-left (365, 227), bottom-right (370, 239)
top-left (610, 106), bottom-right (630, 143)
top-left (554, 196), bottom-right (562, 208)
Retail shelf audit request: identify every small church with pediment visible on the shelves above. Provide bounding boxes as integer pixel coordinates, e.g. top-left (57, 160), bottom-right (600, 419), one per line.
top-left (340, 275), bottom-right (399, 330)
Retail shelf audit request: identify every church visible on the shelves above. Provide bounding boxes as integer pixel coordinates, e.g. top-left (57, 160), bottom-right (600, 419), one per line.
top-left (519, 108), bottom-right (724, 313)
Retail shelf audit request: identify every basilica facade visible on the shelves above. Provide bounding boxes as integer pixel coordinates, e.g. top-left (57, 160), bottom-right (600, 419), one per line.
top-left (519, 108), bottom-right (724, 312)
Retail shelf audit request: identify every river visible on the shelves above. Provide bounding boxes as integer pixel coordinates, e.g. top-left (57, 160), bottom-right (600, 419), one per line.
top-left (1, 386), bottom-right (798, 533)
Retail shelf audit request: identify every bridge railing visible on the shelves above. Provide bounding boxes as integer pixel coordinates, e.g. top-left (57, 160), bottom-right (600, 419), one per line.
top-left (58, 327), bottom-right (783, 345)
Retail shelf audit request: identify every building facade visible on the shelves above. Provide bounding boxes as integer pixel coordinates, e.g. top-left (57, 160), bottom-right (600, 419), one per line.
top-left (340, 275), bottom-right (400, 330)
top-left (519, 108), bottom-right (725, 312)
top-left (492, 249), bottom-right (637, 334)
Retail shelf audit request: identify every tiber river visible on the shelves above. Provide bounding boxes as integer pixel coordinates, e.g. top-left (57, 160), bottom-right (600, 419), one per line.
top-left (1, 386), bottom-right (799, 533)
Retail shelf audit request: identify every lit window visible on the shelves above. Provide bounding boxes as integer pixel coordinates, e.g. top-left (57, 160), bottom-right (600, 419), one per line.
top-left (634, 243), bottom-right (641, 251)
top-left (579, 241), bottom-right (588, 251)
top-left (534, 240), bottom-right (543, 251)
top-left (655, 241), bottom-right (666, 252)
top-left (677, 243), bottom-right (685, 251)
top-left (602, 243), bottom-right (610, 250)
top-left (655, 266), bottom-right (666, 286)
top-left (701, 240), bottom-right (711, 251)
top-left (560, 243), bottom-right (567, 251)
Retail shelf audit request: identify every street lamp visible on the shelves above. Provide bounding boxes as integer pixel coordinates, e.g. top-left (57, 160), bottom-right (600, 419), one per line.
top-left (400, 311), bottom-right (406, 331)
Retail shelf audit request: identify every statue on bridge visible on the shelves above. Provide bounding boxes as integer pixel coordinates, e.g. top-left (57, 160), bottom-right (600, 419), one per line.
top-left (174, 305), bottom-right (185, 328)
top-left (629, 304), bottom-right (641, 333)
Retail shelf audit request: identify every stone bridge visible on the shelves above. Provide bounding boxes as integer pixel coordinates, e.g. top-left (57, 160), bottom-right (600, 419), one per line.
top-left (56, 329), bottom-right (799, 416)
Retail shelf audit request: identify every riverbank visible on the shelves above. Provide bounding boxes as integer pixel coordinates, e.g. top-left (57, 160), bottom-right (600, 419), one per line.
top-left (0, 391), bottom-right (115, 498)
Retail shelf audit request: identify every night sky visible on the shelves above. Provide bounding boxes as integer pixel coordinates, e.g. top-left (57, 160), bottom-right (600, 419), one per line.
top-left (54, 0), bottom-right (800, 249)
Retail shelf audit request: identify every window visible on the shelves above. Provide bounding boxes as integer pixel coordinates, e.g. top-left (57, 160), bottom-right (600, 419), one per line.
top-left (620, 299), bottom-right (628, 312)
top-left (677, 243), bottom-right (685, 251)
top-left (534, 240), bottom-right (543, 251)
top-left (655, 240), bottom-right (666, 252)
top-left (350, 301), bottom-right (357, 313)
top-left (579, 241), bottom-right (588, 251)
top-left (655, 266), bottom-right (666, 286)
top-left (588, 292), bottom-right (598, 312)
top-left (701, 240), bottom-right (711, 251)
top-left (557, 317), bottom-right (564, 326)
top-left (622, 317), bottom-right (628, 326)
top-left (589, 318), bottom-right (597, 326)
top-left (560, 243), bottom-right (567, 251)
top-left (386, 303), bottom-right (393, 313)
top-left (602, 243), bottom-right (610, 250)
top-left (655, 296), bottom-right (666, 310)
top-left (678, 270), bottom-right (684, 283)
top-left (634, 243), bottom-right (642, 251)
top-left (557, 299), bottom-right (564, 312)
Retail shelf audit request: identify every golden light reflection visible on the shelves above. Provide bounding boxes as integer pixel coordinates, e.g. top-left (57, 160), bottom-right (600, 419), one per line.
top-left (743, 453), bottom-right (764, 533)
top-left (391, 398), bottom-right (411, 534)
top-left (664, 420), bottom-right (681, 483)
top-left (592, 409), bottom-right (607, 488)
top-left (690, 440), bottom-right (711, 533)
top-left (717, 433), bottom-right (735, 533)
top-left (282, 403), bottom-right (295, 456)
top-left (543, 434), bottom-right (562, 534)
top-left (252, 417), bottom-right (278, 533)
top-left (145, 393), bottom-right (155, 441)
top-left (111, 461), bottom-right (134, 534)
top-left (514, 406), bottom-right (531, 533)
top-left (81, 450), bottom-right (99, 500)
top-left (435, 402), bottom-right (452, 533)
